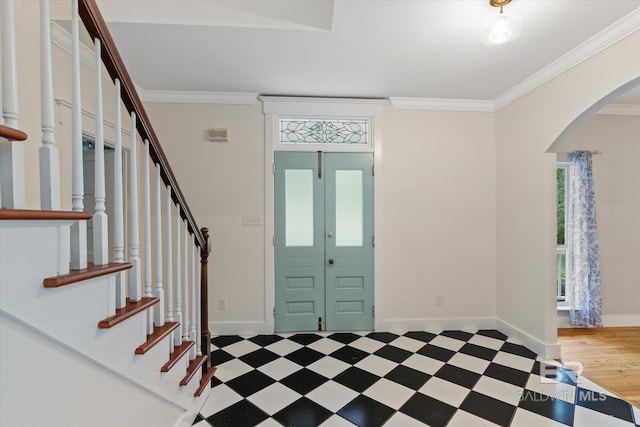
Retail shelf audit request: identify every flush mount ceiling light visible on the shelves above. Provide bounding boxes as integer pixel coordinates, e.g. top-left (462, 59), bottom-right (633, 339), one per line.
top-left (480, 0), bottom-right (523, 46)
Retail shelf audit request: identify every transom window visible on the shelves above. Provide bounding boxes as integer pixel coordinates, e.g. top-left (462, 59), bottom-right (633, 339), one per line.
top-left (279, 118), bottom-right (369, 145)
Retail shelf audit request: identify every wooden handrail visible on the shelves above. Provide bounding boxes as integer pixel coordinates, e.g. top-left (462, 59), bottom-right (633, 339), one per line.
top-left (0, 124), bottom-right (27, 142)
top-left (77, 0), bottom-right (204, 249)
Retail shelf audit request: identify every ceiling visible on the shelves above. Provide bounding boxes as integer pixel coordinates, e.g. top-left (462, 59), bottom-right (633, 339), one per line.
top-left (95, 0), bottom-right (640, 104)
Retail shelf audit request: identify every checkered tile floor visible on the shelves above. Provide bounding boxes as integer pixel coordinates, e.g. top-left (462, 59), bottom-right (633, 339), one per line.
top-left (193, 330), bottom-right (639, 427)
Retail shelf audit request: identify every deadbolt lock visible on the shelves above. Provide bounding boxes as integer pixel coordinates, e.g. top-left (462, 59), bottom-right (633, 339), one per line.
top-left (328, 258), bottom-right (335, 265)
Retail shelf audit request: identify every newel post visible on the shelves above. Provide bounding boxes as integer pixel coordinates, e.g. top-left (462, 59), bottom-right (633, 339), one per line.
top-left (200, 227), bottom-right (212, 371)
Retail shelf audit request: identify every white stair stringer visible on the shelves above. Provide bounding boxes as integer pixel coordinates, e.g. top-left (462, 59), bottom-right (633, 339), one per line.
top-left (0, 219), bottom-right (208, 413)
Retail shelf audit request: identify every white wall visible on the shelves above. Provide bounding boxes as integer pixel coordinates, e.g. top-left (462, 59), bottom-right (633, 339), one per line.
top-left (557, 113), bottom-right (640, 327)
top-left (496, 31), bottom-right (640, 356)
top-left (146, 102), bottom-right (497, 333)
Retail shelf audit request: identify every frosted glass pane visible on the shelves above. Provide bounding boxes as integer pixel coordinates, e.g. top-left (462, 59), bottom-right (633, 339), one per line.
top-left (335, 170), bottom-right (363, 247)
top-left (285, 169), bottom-right (314, 247)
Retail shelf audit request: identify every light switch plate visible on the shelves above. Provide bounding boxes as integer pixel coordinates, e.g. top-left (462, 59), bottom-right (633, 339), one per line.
top-left (243, 214), bottom-right (264, 226)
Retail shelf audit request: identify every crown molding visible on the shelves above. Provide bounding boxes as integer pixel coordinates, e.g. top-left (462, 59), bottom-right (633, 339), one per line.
top-left (260, 96), bottom-right (386, 115)
top-left (142, 90), bottom-right (259, 105)
top-left (388, 97), bottom-right (495, 112)
top-left (596, 104), bottom-right (640, 116)
top-left (494, 7), bottom-right (640, 110)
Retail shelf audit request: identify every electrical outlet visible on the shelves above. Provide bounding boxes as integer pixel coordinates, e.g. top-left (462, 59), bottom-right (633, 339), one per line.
top-left (435, 296), bottom-right (444, 307)
top-left (243, 214), bottom-right (263, 226)
top-left (218, 298), bottom-right (227, 310)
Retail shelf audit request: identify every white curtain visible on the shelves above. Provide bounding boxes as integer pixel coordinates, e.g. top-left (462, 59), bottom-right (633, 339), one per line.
top-left (566, 151), bottom-right (602, 327)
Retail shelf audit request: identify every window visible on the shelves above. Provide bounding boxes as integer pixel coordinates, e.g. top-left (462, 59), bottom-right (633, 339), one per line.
top-left (280, 118), bottom-right (369, 145)
top-left (557, 164), bottom-right (570, 305)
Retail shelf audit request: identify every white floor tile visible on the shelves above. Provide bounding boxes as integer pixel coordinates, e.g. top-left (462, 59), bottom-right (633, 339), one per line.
top-left (447, 409), bottom-right (502, 427)
top-left (525, 374), bottom-right (576, 404)
top-left (579, 376), bottom-right (618, 397)
top-left (257, 357), bottom-right (304, 381)
top-left (355, 354), bottom-right (398, 376)
top-left (492, 351), bottom-right (535, 372)
top-left (307, 337), bottom-right (345, 355)
top-left (384, 411), bottom-right (427, 426)
top-left (363, 378), bottom-right (414, 410)
top-left (449, 352), bottom-right (491, 374)
top-left (199, 384), bottom-right (243, 417)
top-left (633, 405), bottom-right (639, 424)
top-left (265, 338), bottom-right (303, 356)
top-left (573, 405), bottom-right (636, 427)
top-left (192, 420), bottom-right (210, 427)
top-left (319, 414), bottom-right (357, 426)
top-left (419, 376), bottom-right (471, 408)
top-left (509, 408), bottom-right (568, 427)
top-left (387, 336), bottom-right (425, 352)
top-left (473, 376), bottom-right (524, 406)
top-left (306, 380), bottom-right (359, 412)
top-left (429, 335), bottom-right (466, 351)
top-left (307, 357), bottom-right (350, 379)
top-left (213, 358), bottom-right (254, 382)
top-left (247, 382), bottom-right (302, 415)
top-left (256, 418), bottom-right (282, 427)
top-left (402, 353), bottom-right (445, 375)
top-left (222, 339), bottom-right (261, 357)
top-left (349, 337), bottom-right (386, 353)
top-left (468, 334), bottom-right (505, 350)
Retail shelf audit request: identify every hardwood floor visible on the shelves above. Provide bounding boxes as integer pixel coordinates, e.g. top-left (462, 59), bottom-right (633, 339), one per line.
top-left (557, 327), bottom-right (640, 408)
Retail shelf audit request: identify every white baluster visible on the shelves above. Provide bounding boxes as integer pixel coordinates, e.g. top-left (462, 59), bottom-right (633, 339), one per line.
top-left (129, 111), bottom-right (142, 302)
top-left (195, 238), bottom-right (202, 357)
top-left (114, 81), bottom-right (126, 309)
top-left (154, 165), bottom-right (164, 327)
top-left (183, 221), bottom-right (190, 348)
top-left (39, 0), bottom-right (60, 210)
top-left (92, 38), bottom-right (108, 266)
top-left (70, 0), bottom-right (87, 270)
top-left (0, 0), bottom-right (26, 209)
top-left (165, 185), bottom-right (175, 352)
top-left (190, 237), bottom-right (197, 358)
top-left (174, 205), bottom-right (183, 347)
top-left (143, 139), bottom-right (153, 334)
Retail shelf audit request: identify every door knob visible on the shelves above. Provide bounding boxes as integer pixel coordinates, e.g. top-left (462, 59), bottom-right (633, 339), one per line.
top-left (328, 258), bottom-right (335, 265)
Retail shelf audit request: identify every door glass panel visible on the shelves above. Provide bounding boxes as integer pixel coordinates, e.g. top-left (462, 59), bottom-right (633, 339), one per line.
top-left (335, 170), bottom-right (363, 247)
top-left (285, 169), bottom-right (314, 247)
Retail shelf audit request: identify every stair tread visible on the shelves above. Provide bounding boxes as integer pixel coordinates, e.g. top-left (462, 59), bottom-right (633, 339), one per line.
top-left (180, 355), bottom-right (208, 386)
top-left (161, 340), bottom-right (195, 372)
top-left (135, 322), bottom-right (180, 355)
top-left (98, 297), bottom-right (159, 329)
top-left (44, 262), bottom-right (132, 288)
top-left (194, 367), bottom-right (217, 397)
top-left (0, 124), bottom-right (27, 141)
top-left (0, 209), bottom-right (92, 221)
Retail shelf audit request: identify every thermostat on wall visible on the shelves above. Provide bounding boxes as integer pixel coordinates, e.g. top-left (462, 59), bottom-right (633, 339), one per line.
top-left (208, 128), bottom-right (228, 142)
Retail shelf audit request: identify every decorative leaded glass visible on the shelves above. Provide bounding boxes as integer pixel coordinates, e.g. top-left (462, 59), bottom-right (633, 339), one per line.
top-left (280, 118), bottom-right (368, 144)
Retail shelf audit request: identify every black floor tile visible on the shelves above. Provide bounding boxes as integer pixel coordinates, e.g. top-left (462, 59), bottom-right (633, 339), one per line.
top-left (532, 361), bottom-right (579, 385)
top-left (248, 335), bottom-right (284, 347)
top-left (519, 390), bottom-right (575, 425)
top-left (280, 368), bottom-right (329, 395)
top-left (334, 366), bottom-right (380, 392)
top-left (330, 345), bottom-right (369, 365)
top-left (435, 364), bottom-right (481, 389)
top-left (460, 390), bottom-right (517, 426)
top-left (385, 365), bottom-right (431, 390)
top-left (366, 332), bottom-right (400, 343)
top-left (273, 397), bottom-right (332, 427)
top-left (211, 335), bottom-right (244, 348)
top-left (239, 348), bottom-right (280, 368)
top-left (192, 413), bottom-right (205, 425)
top-left (477, 329), bottom-right (508, 341)
top-left (374, 345), bottom-right (412, 363)
top-left (441, 330), bottom-right (474, 342)
top-left (327, 332), bottom-right (361, 344)
top-left (210, 376), bottom-right (222, 388)
top-left (284, 347), bottom-right (325, 366)
top-left (500, 342), bottom-right (537, 359)
top-left (399, 392), bottom-right (457, 427)
top-left (576, 388), bottom-right (634, 422)
top-left (484, 362), bottom-right (530, 387)
top-left (404, 331), bottom-right (437, 343)
top-left (337, 394), bottom-right (395, 427)
top-left (288, 333), bottom-right (323, 346)
top-left (417, 343), bottom-right (456, 362)
top-left (459, 343), bottom-right (499, 361)
top-left (206, 399), bottom-right (268, 427)
top-left (225, 370), bottom-right (276, 398)
top-left (210, 349), bottom-right (235, 366)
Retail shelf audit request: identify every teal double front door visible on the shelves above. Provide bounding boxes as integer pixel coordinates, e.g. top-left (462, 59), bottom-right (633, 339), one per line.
top-left (275, 152), bottom-right (374, 332)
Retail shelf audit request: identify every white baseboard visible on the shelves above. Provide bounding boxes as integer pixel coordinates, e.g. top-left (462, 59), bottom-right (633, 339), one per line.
top-left (174, 412), bottom-right (197, 427)
top-left (210, 321), bottom-right (269, 336)
top-left (376, 317), bottom-right (496, 333)
top-left (496, 318), bottom-right (561, 359)
top-left (602, 314), bottom-right (640, 327)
